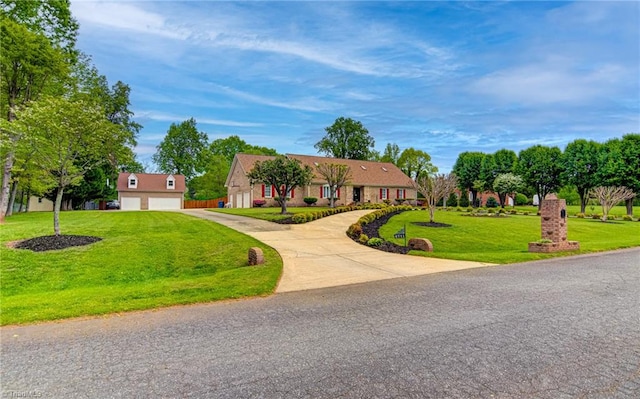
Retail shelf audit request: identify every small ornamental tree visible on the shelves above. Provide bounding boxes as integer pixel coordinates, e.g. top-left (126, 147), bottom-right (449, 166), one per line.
top-left (246, 156), bottom-right (313, 214)
top-left (589, 186), bottom-right (636, 222)
top-left (316, 163), bottom-right (352, 208)
top-left (13, 96), bottom-right (126, 235)
top-left (493, 173), bottom-right (524, 208)
top-left (416, 173), bottom-right (458, 223)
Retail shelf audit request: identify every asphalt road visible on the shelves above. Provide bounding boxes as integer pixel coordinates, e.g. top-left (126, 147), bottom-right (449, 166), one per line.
top-left (2, 249), bottom-right (639, 398)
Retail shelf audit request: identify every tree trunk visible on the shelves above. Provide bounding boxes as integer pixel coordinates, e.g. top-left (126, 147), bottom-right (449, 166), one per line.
top-left (579, 191), bottom-right (588, 214)
top-left (626, 198), bottom-right (633, 216)
top-left (0, 151), bottom-right (15, 223)
top-left (6, 179), bottom-right (18, 216)
top-left (471, 189), bottom-right (478, 208)
top-left (18, 190), bottom-right (24, 212)
top-left (54, 186), bottom-right (64, 236)
top-left (25, 187), bottom-right (31, 212)
top-left (498, 192), bottom-right (506, 208)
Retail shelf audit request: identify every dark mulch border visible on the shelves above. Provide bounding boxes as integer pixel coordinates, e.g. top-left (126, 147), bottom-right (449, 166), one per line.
top-left (12, 235), bottom-right (102, 252)
top-left (354, 210), bottom-right (457, 254)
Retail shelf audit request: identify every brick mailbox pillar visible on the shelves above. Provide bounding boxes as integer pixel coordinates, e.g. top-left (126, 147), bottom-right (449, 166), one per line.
top-left (529, 197), bottom-right (580, 253)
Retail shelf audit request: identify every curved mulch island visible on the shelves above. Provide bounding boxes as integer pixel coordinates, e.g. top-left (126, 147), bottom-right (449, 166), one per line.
top-left (11, 235), bottom-right (102, 252)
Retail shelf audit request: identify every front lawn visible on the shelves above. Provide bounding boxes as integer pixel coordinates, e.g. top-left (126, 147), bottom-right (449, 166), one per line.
top-left (380, 210), bottom-right (640, 264)
top-left (0, 211), bottom-right (282, 325)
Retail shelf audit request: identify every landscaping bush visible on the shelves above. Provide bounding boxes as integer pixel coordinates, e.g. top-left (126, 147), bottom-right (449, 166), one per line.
top-left (515, 193), bottom-right (529, 206)
top-left (303, 197), bottom-right (318, 206)
top-left (510, 209), bottom-right (518, 215)
top-left (446, 193), bottom-right (458, 207)
top-left (367, 237), bottom-right (384, 247)
top-left (347, 223), bottom-right (363, 238)
top-left (358, 234), bottom-right (369, 244)
top-left (273, 197), bottom-right (290, 206)
top-left (292, 214), bottom-right (307, 224)
top-left (622, 215), bottom-right (633, 221)
top-left (486, 197), bottom-right (498, 208)
top-left (497, 208), bottom-right (506, 214)
top-left (592, 213), bottom-right (602, 220)
top-left (253, 199), bottom-right (266, 207)
top-left (459, 195), bottom-right (470, 208)
top-left (575, 213), bottom-right (585, 219)
top-left (487, 209), bottom-right (495, 214)
top-left (456, 207), bottom-right (463, 212)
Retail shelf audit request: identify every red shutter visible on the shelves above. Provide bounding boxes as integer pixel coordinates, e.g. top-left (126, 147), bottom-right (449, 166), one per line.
top-left (291, 188), bottom-right (295, 198)
top-left (262, 184), bottom-right (265, 197)
top-left (320, 186), bottom-right (323, 198)
top-left (380, 188), bottom-right (383, 200)
top-left (396, 189), bottom-right (399, 199)
top-left (337, 188), bottom-right (341, 198)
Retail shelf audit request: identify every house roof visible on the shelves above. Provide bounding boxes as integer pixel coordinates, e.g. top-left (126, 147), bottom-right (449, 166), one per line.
top-left (117, 172), bottom-right (186, 193)
top-left (230, 153), bottom-right (415, 188)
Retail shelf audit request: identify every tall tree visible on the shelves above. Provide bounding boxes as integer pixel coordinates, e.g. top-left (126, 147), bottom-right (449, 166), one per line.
top-left (596, 135), bottom-right (640, 216)
top-left (0, 0), bottom-right (79, 55)
top-left (189, 155), bottom-right (229, 200)
top-left (246, 156), bottom-right (313, 214)
top-left (416, 173), bottom-right (458, 223)
top-left (210, 135), bottom-right (277, 165)
top-left (153, 118), bottom-right (209, 182)
top-left (315, 117), bottom-right (375, 160)
top-left (203, 135), bottom-right (277, 199)
top-left (452, 152), bottom-right (485, 207)
top-left (11, 96), bottom-right (127, 235)
top-left (480, 149), bottom-right (517, 192)
top-left (397, 148), bottom-right (437, 181)
top-left (315, 163), bottom-right (352, 208)
top-left (380, 143), bottom-right (401, 165)
top-left (493, 173), bottom-right (523, 208)
top-left (517, 145), bottom-right (564, 209)
top-left (562, 139), bottom-right (601, 213)
top-left (0, 17), bottom-right (68, 221)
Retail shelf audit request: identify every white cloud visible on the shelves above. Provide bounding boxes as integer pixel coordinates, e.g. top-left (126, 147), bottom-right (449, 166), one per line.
top-left (71, 1), bottom-right (189, 40)
top-left (136, 110), bottom-right (263, 128)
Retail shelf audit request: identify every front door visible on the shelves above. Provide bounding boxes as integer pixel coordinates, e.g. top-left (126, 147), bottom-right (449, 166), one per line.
top-left (353, 187), bottom-right (361, 203)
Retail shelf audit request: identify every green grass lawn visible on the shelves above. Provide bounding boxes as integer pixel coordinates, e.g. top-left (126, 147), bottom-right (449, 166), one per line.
top-left (0, 211), bottom-right (282, 325)
top-left (210, 206), bottom-right (331, 221)
top-left (380, 209), bottom-right (640, 264)
top-left (497, 205), bottom-right (639, 219)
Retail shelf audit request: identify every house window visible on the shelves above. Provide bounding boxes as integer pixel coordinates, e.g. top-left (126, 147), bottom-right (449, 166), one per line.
top-left (321, 185), bottom-right (340, 199)
top-left (128, 174), bottom-right (138, 189)
top-left (166, 176), bottom-right (175, 190)
top-left (262, 184), bottom-right (273, 198)
top-left (380, 188), bottom-right (389, 200)
top-left (397, 189), bottom-right (406, 199)
top-left (322, 185), bottom-right (331, 199)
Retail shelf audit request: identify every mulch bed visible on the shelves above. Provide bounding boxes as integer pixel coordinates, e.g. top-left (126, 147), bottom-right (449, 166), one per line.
top-left (11, 235), bottom-right (102, 252)
top-left (359, 210), bottom-right (410, 254)
top-left (411, 221), bottom-right (452, 228)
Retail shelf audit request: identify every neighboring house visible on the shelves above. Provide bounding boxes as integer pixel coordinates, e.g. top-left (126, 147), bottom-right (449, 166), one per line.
top-left (117, 172), bottom-right (186, 211)
top-left (226, 153), bottom-right (416, 208)
top-left (27, 196), bottom-right (54, 212)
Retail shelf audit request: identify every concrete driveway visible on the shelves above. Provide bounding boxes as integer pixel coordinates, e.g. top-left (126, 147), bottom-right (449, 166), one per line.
top-left (180, 209), bottom-right (494, 292)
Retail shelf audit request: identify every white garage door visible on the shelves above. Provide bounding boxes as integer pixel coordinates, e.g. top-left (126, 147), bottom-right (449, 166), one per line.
top-left (121, 197), bottom-right (141, 211)
top-left (148, 197), bottom-right (181, 210)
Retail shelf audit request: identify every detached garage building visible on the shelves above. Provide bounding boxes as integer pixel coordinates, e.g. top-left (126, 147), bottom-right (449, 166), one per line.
top-left (117, 172), bottom-right (186, 211)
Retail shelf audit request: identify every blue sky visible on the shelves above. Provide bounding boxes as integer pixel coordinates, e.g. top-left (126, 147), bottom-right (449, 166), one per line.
top-left (70, 1), bottom-right (639, 172)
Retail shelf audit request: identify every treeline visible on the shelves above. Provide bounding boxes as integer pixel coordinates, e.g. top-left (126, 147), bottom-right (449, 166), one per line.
top-left (449, 135), bottom-right (640, 214)
top-left (0, 0), bottom-right (142, 229)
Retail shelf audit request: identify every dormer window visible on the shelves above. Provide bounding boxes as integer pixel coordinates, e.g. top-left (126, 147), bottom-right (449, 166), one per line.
top-left (128, 173), bottom-right (138, 189)
top-left (166, 175), bottom-right (175, 190)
